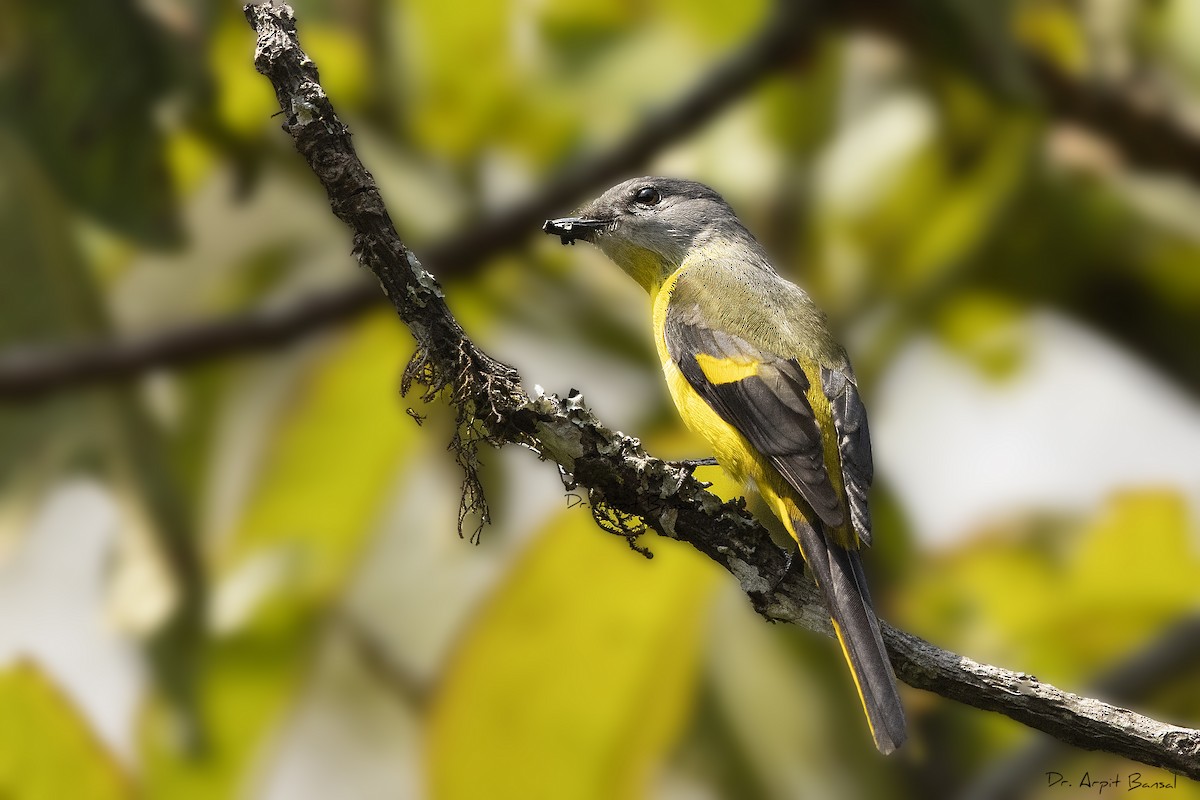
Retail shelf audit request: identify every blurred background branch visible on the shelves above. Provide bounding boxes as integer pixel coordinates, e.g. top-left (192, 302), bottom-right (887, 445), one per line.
top-left (246, 2), bottom-right (1200, 779)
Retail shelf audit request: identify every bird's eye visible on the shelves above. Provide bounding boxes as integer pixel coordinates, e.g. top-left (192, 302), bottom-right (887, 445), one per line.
top-left (634, 186), bottom-right (661, 206)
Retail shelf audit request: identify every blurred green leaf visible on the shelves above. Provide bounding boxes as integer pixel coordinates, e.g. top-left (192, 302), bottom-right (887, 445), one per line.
top-left (1014, 0), bottom-right (1089, 75)
top-left (427, 510), bottom-right (720, 800)
top-left (700, 588), bottom-right (899, 799)
top-left (0, 663), bottom-right (131, 800)
top-left (815, 101), bottom-right (1034, 331)
top-left (933, 290), bottom-right (1028, 379)
top-left (1067, 493), bottom-right (1199, 649)
top-left (899, 491), bottom-right (1200, 766)
top-left (401, 0), bottom-right (516, 160)
top-left (217, 317), bottom-right (418, 585)
top-left (476, 253), bottom-right (655, 367)
top-left (658, 0), bottom-right (765, 44)
top-left (0, 0), bottom-right (181, 245)
top-left (538, 0), bottom-right (642, 55)
top-left (760, 37), bottom-right (841, 159)
top-left (0, 135), bottom-right (109, 344)
top-left (892, 116), bottom-right (1035, 291)
top-left (902, 491), bottom-right (1200, 688)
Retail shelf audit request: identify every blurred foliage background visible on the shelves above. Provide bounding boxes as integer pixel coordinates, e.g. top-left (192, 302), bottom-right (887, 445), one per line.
top-left (1, 0), bottom-right (1199, 798)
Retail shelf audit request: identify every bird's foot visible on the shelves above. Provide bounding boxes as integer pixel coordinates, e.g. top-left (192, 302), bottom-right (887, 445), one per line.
top-left (667, 456), bottom-right (718, 487)
top-left (669, 456), bottom-right (718, 473)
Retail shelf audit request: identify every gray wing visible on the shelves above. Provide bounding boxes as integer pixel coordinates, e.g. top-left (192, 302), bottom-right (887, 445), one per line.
top-left (664, 299), bottom-right (845, 529)
top-left (821, 365), bottom-right (873, 545)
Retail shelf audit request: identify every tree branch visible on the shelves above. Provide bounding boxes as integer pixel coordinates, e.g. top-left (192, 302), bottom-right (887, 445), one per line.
top-left (1025, 55), bottom-right (1200, 184)
top-left (0, 282), bottom-right (380, 401)
top-left (244, 2), bottom-right (1200, 777)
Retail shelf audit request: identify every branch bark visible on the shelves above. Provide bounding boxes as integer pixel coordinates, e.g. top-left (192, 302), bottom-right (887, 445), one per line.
top-left (245, 2), bottom-right (1200, 778)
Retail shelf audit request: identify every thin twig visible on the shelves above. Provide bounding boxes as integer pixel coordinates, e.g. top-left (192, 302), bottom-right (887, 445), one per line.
top-left (244, 2), bottom-right (1200, 777)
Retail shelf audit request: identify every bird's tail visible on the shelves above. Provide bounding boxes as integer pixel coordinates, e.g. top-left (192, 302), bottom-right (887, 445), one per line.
top-left (788, 515), bottom-right (907, 754)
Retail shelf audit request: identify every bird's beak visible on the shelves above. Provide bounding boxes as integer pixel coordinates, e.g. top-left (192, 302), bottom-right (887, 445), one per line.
top-left (542, 215), bottom-right (611, 246)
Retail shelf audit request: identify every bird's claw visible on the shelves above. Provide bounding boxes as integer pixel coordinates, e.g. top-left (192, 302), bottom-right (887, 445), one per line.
top-left (667, 456), bottom-right (718, 487)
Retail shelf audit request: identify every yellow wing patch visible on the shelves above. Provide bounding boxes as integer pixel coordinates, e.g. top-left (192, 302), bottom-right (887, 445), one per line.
top-left (694, 352), bottom-right (761, 385)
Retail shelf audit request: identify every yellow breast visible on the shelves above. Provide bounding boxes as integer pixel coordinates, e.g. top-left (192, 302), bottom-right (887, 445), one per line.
top-left (651, 265), bottom-right (759, 485)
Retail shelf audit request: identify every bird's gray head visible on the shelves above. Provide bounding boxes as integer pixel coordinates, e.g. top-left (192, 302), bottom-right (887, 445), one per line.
top-left (543, 177), bottom-right (753, 292)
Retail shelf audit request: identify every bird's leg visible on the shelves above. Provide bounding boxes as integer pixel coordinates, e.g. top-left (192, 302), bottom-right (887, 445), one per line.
top-left (769, 546), bottom-right (803, 596)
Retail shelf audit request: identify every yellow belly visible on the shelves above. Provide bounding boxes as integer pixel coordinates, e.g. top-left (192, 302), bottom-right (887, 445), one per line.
top-left (652, 267), bottom-right (785, 508)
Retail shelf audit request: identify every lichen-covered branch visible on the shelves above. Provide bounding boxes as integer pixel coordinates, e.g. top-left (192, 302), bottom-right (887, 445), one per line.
top-left (246, 2), bottom-right (1200, 777)
top-left (967, 617), bottom-right (1200, 800)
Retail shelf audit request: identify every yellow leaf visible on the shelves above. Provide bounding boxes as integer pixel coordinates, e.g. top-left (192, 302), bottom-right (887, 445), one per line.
top-left (0, 663), bottom-right (131, 800)
top-left (219, 312), bottom-right (418, 594)
top-left (427, 509), bottom-right (721, 800)
top-left (1014, 1), bottom-right (1088, 76)
top-left (302, 27), bottom-right (369, 112)
top-left (401, 0), bottom-right (514, 159)
top-left (902, 491), bottom-right (1200, 687)
top-left (934, 291), bottom-right (1028, 379)
top-left (659, 0), bottom-right (765, 43)
top-left (1065, 492), bottom-right (1198, 643)
top-left (210, 17), bottom-right (278, 137)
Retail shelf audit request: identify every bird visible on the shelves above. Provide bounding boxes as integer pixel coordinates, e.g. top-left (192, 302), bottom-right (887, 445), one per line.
top-left (543, 177), bottom-right (906, 753)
